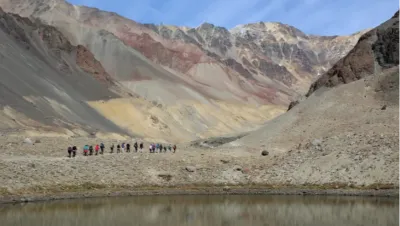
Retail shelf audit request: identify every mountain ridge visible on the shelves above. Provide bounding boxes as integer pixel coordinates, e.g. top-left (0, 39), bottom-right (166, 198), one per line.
top-left (0, 0), bottom-right (377, 141)
top-left (0, 0), bottom-right (365, 103)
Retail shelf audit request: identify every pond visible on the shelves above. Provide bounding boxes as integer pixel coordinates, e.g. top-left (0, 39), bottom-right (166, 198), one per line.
top-left (0, 195), bottom-right (398, 226)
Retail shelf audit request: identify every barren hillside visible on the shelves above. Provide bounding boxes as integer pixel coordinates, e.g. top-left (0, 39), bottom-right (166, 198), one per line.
top-left (216, 11), bottom-right (399, 186)
top-left (0, 7), bottom-right (127, 137)
top-left (0, 0), bottom-right (364, 106)
top-left (0, 0), bottom-right (367, 141)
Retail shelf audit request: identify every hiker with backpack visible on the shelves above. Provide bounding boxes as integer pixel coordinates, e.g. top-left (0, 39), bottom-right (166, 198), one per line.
top-left (95, 144), bottom-right (100, 155)
top-left (89, 145), bottom-right (94, 155)
top-left (83, 144), bottom-right (89, 156)
top-left (72, 146), bottom-right (77, 157)
top-left (126, 143), bottom-right (131, 152)
top-left (139, 142), bottom-right (143, 152)
top-left (134, 142), bottom-right (138, 152)
top-left (100, 143), bottom-right (105, 154)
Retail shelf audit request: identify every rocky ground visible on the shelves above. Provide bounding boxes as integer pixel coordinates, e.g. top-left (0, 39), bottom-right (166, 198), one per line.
top-left (0, 128), bottom-right (397, 203)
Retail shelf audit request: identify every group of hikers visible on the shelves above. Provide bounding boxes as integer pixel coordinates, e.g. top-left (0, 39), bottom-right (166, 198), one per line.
top-left (67, 142), bottom-right (177, 158)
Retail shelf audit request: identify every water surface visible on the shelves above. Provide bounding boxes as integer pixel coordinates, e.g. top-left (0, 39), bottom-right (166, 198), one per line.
top-left (0, 195), bottom-right (398, 226)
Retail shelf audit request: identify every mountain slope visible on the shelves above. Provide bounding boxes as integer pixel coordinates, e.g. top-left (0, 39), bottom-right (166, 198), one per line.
top-left (0, 0), bottom-right (364, 107)
top-left (0, 7), bottom-right (128, 137)
top-left (231, 8), bottom-right (400, 148)
top-left (215, 11), bottom-right (399, 187)
top-left (307, 11), bottom-right (399, 96)
top-left (0, 0), bottom-right (374, 142)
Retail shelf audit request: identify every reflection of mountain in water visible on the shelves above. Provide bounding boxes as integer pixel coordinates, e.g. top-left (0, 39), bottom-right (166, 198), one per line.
top-left (1, 195), bottom-right (398, 226)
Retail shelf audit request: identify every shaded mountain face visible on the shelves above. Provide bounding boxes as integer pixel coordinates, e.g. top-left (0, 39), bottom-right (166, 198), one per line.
top-left (307, 11), bottom-right (399, 96)
top-left (0, 7), bottom-right (127, 135)
top-left (0, 0), bottom-right (364, 107)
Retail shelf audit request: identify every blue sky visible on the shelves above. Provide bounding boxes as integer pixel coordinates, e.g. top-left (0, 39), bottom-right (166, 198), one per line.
top-left (67, 0), bottom-right (398, 35)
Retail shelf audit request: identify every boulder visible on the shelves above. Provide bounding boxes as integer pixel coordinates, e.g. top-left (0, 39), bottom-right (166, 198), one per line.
top-left (23, 138), bottom-right (33, 145)
top-left (185, 166), bottom-right (196, 172)
top-left (261, 150), bottom-right (269, 156)
top-left (233, 165), bottom-right (243, 171)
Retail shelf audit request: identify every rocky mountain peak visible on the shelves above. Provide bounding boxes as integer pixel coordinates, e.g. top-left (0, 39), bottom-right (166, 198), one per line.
top-left (0, 0), bottom-right (368, 101)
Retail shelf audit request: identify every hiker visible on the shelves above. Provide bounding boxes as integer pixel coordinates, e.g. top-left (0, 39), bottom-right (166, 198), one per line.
top-left (156, 143), bottom-right (160, 153)
top-left (134, 142), bottom-right (138, 152)
top-left (163, 146), bottom-right (167, 152)
top-left (149, 144), bottom-right (152, 153)
top-left (100, 143), bottom-right (105, 154)
top-left (89, 145), bottom-right (94, 155)
top-left (139, 142), bottom-right (143, 152)
top-left (83, 144), bottom-right (89, 156)
top-left (168, 145), bottom-right (172, 152)
top-left (95, 144), bottom-right (100, 155)
top-left (152, 143), bottom-right (156, 153)
top-left (173, 144), bottom-right (176, 153)
top-left (126, 143), bottom-right (131, 152)
top-left (117, 144), bottom-right (121, 153)
top-left (110, 144), bottom-right (114, 153)
top-left (67, 146), bottom-right (73, 158)
top-left (159, 144), bottom-right (163, 153)
top-left (72, 146), bottom-right (77, 157)
top-left (121, 143), bottom-right (125, 152)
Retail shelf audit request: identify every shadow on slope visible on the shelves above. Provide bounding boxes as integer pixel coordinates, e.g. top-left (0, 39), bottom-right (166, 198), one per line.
top-left (0, 8), bottom-right (128, 135)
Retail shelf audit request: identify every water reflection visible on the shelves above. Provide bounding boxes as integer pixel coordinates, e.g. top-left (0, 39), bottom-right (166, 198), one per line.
top-left (0, 195), bottom-right (398, 226)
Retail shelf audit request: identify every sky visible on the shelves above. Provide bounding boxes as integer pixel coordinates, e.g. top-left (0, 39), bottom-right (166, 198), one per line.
top-left (67, 0), bottom-right (398, 35)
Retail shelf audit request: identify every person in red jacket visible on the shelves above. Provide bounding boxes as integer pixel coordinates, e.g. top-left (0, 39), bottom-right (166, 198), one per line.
top-left (95, 144), bottom-right (100, 155)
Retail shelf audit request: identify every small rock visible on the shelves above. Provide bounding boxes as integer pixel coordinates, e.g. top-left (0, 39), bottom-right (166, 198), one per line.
top-left (34, 139), bottom-right (41, 144)
top-left (23, 138), bottom-right (33, 145)
top-left (261, 150), bottom-right (269, 156)
top-left (29, 163), bottom-right (35, 168)
top-left (185, 166), bottom-right (196, 172)
top-left (223, 186), bottom-right (230, 192)
top-left (381, 105), bottom-right (387, 110)
top-left (233, 165), bottom-right (243, 172)
top-left (220, 159), bottom-right (229, 164)
top-left (311, 139), bottom-right (322, 146)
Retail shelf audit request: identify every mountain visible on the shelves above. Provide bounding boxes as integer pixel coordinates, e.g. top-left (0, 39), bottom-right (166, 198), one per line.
top-left (0, 0), bottom-right (367, 141)
top-left (307, 11), bottom-right (399, 96)
top-left (0, 7), bottom-right (129, 137)
top-left (0, 0), bottom-right (364, 104)
top-left (216, 11), bottom-right (399, 187)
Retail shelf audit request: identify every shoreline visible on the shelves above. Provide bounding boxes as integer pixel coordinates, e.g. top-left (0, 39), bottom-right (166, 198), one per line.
top-left (0, 186), bottom-right (398, 204)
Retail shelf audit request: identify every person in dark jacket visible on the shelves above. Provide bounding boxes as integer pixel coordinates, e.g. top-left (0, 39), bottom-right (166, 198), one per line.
top-left (110, 144), bottom-right (114, 153)
top-left (134, 142), bottom-right (138, 152)
top-left (72, 146), bottom-right (77, 157)
top-left (67, 146), bottom-right (72, 158)
top-left (139, 142), bottom-right (143, 152)
top-left (100, 143), bottom-right (105, 154)
top-left (117, 144), bottom-right (121, 153)
top-left (126, 143), bottom-right (131, 153)
top-left (89, 145), bottom-right (94, 155)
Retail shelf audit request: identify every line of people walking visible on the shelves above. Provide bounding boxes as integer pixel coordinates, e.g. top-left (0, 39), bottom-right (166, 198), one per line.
top-left (67, 142), bottom-right (177, 157)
